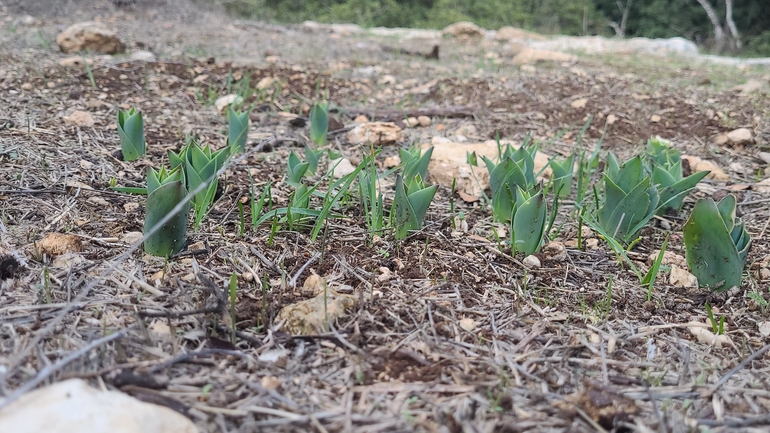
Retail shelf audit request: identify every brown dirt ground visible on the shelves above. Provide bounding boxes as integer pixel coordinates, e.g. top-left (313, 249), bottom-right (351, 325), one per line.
top-left (1, 1), bottom-right (770, 432)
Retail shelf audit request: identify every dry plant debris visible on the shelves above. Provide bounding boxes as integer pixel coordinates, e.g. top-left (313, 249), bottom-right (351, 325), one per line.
top-left (0, 1), bottom-right (769, 432)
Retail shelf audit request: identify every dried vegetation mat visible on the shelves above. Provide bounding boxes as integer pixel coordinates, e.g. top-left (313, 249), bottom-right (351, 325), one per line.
top-left (1, 12), bottom-right (770, 433)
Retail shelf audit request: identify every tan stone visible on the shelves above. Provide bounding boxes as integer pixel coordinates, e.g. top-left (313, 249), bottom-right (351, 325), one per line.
top-left (459, 318), bottom-right (478, 331)
top-left (726, 128), bottom-right (753, 145)
top-left (681, 155), bottom-right (729, 181)
top-left (63, 110), bottom-right (95, 127)
top-left (59, 56), bottom-right (93, 67)
top-left (542, 241), bottom-right (567, 262)
top-left (714, 133), bottom-right (729, 146)
top-left (56, 21), bottom-right (125, 54)
top-left (214, 94), bottom-right (243, 113)
top-left (522, 255), bottom-right (541, 268)
top-left (670, 265), bottom-right (697, 287)
top-left (256, 76), bottom-right (275, 90)
top-left (417, 115), bottom-right (431, 127)
top-left (423, 140), bottom-right (550, 197)
top-left (346, 122), bottom-right (402, 145)
top-left (570, 98), bottom-right (588, 109)
top-left (512, 48), bottom-right (577, 65)
top-left (494, 26), bottom-right (546, 41)
top-left (442, 21), bottom-right (484, 38)
top-left (331, 157), bottom-right (356, 179)
top-left (646, 251), bottom-right (686, 268)
top-left (275, 288), bottom-right (357, 335)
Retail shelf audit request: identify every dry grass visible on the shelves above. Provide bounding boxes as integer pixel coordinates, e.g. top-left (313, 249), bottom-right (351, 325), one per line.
top-left (1, 1), bottom-right (770, 432)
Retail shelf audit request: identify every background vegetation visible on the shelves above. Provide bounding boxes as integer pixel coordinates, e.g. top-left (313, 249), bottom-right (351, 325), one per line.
top-left (211, 0), bottom-right (770, 56)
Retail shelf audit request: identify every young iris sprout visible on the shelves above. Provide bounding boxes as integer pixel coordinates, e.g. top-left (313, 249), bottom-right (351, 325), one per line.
top-left (117, 107), bottom-right (145, 162)
top-left (287, 151), bottom-right (310, 184)
top-left (400, 145), bottom-right (434, 181)
top-left (510, 185), bottom-right (547, 256)
top-left (309, 102), bottom-right (329, 146)
top-left (645, 138), bottom-right (709, 215)
top-left (169, 139), bottom-right (230, 229)
top-left (482, 142), bottom-right (538, 223)
top-left (304, 144), bottom-right (324, 175)
top-left (393, 174), bottom-right (437, 240)
top-left (549, 154), bottom-right (574, 198)
top-left (226, 106), bottom-right (249, 154)
top-left (596, 154), bottom-right (658, 244)
top-left (144, 166), bottom-right (189, 257)
top-left (683, 194), bottom-right (751, 291)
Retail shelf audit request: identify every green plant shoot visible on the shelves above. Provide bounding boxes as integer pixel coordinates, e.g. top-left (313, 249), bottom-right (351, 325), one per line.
top-left (683, 195), bottom-right (751, 291)
top-left (393, 174), bottom-right (437, 240)
top-left (309, 102), bottom-right (329, 146)
top-left (117, 107), bottom-right (146, 162)
top-left (549, 154), bottom-right (574, 198)
top-left (400, 145), bottom-right (434, 181)
top-left (144, 165), bottom-right (189, 257)
top-left (287, 151), bottom-right (310, 185)
top-left (169, 139), bottom-right (230, 229)
top-left (596, 154), bottom-right (659, 244)
top-left (304, 144), bottom-right (324, 174)
top-left (645, 138), bottom-right (709, 215)
top-left (227, 106), bottom-right (249, 153)
top-left (510, 185), bottom-right (547, 256)
top-left (482, 142), bottom-right (538, 223)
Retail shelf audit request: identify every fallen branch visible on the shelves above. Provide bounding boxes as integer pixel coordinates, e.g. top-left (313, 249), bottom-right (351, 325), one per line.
top-left (381, 44), bottom-right (439, 60)
top-left (339, 105), bottom-right (477, 120)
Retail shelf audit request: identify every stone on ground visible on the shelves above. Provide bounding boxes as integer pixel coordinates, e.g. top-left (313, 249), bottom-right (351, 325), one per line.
top-left (442, 21), bottom-right (484, 38)
top-left (0, 379), bottom-right (198, 433)
top-left (56, 22), bottom-right (125, 54)
top-left (423, 140), bottom-right (551, 197)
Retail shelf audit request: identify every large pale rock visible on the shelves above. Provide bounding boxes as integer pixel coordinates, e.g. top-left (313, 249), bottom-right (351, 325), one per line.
top-left (527, 36), bottom-right (698, 57)
top-left (442, 21), bottom-right (484, 38)
top-left (0, 379), bottom-right (198, 433)
top-left (56, 22), bottom-right (125, 54)
top-left (726, 128), bottom-right (753, 145)
top-left (423, 140), bottom-right (550, 197)
top-left (512, 48), bottom-right (577, 65)
top-left (494, 26), bottom-right (546, 41)
top-left (347, 122), bottom-right (402, 145)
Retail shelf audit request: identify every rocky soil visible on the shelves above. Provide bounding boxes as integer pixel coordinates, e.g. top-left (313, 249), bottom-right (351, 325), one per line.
top-left (1, 1), bottom-right (770, 432)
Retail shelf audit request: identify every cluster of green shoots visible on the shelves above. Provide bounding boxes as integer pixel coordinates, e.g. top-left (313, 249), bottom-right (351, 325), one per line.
top-left (473, 127), bottom-right (750, 293)
top-left (248, 101), bottom-right (438, 245)
top-left (580, 136), bottom-right (749, 293)
top-left (477, 139), bottom-right (550, 256)
top-left (114, 103), bottom-right (249, 257)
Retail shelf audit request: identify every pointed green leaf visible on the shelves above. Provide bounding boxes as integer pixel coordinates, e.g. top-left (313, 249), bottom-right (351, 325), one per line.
top-left (511, 189), bottom-right (546, 256)
top-left (144, 180), bottom-right (189, 257)
top-left (684, 197), bottom-right (744, 291)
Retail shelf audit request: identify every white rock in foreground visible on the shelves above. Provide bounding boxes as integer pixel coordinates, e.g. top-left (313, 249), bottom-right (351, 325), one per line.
top-left (0, 379), bottom-right (198, 433)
